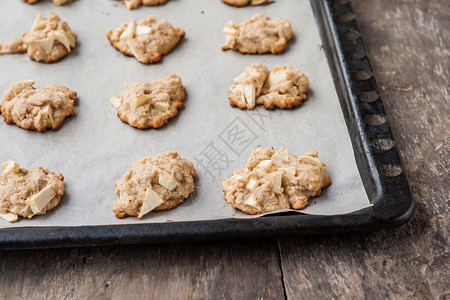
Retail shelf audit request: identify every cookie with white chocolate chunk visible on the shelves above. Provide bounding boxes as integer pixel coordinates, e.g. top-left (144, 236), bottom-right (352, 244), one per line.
top-left (1, 79), bottom-right (77, 132)
top-left (106, 15), bottom-right (185, 64)
top-left (113, 151), bottom-right (196, 219)
top-left (222, 13), bottom-right (292, 54)
top-left (222, 147), bottom-right (330, 215)
top-left (23, 0), bottom-right (74, 6)
top-left (0, 12), bottom-right (77, 63)
top-left (229, 64), bottom-right (309, 109)
top-left (221, 0), bottom-right (267, 6)
top-left (0, 160), bottom-right (65, 223)
top-left (122, 0), bottom-right (168, 10)
top-left (109, 75), bottom-right (185, 129)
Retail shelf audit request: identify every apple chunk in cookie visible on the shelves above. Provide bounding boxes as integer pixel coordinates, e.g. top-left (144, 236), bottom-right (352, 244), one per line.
top-left (0, 12), bottom-right (77, 63)
top-left (106, 15), bottom-right (185, 64)
top-left (113, 151), bottom-right (196, 219)
top-left (222, 13), bottom-right (293, 54)
top-left (0, 160), bottom-right (65, 223)
top-left (229, 64), bottom-right (309, 109)
top-left (0, 79), bottom-right (77, 132)
top-left (109, 75), bottom-right (185, 129)
top-left (222, 147), bottom-right (330, 215)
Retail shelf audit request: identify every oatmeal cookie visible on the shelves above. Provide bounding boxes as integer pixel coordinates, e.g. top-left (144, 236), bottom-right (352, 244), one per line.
top-left (221, 0), bottom-right (267, 6)
top-left (23, 0), bottom-right (74, 5)
top-left (106, 15), bottom-right (185, 64)
top-left (0, 12), bottom-right (77, 63)
top-left (122, 0), bottom-right (168, 10)
top-left (113, 151), bottom-right (196, 219)
top-left (0, 79), bottom-right (77, 132)
top-left (222, 147), bottom-right (330, 215)
top-left (109, 75), bottom-right (185, 129)
top-left (0, 159), bottom-right (65, 223)
top-left (221, 13), bottom-right (292, 54)
top-left (229, 64), bottom-right (309, 109)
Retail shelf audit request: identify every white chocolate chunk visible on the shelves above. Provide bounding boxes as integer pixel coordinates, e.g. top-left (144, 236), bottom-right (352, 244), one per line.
top-left (120, 20), bottom-right (137, 40)
top-left (245, 179), bottom-right (258, 189)
top-left (268, 71), bottom-right (288, 86)
top-left (130, 93), bottom-right (151, 112)
top-left (223, 24), bottom-right (237, 35)
top-left (27, 38), bottom-right (54, 52)
top-left (31, 14), bottom-right (43, 31)
top-left (256, 159), bottom-right (272, 168)
top-left (138, 188), bottom-right (164, 218)
top-left (272, 172), bottom-right (283, 194)
top-left (0, 212), bottom-right (18, 223)
top-left (242, 83), bottom-right (256, 108)
top-left (243, 195), bottom-right (261, 210)
top-left (109, 96), bottom-right (122, 109)
top-left (26, 186), bottom-right (56, 214)
top-left (280, 167), bottom-right (296, 176)
top-left (2, 160), bottom-right (20, 173)
top-left (136, 25), bottom-right (152, 35)
top-left (48, 30), bottom-right (71, 51)
top-left (155, 102), bottom-right (170, 111)
top-left (298, 155), bottom-right (324, 167)
top-left (158, 170), bottom-right (179, 191)
top-left (19, 79), bottom-right (35, 87)
top-left (232, 173), bottom-right (243, 180)
top-left (42, 103), bottom-right (54, 124)
top-left (273, 147), bottom-right (289, 162)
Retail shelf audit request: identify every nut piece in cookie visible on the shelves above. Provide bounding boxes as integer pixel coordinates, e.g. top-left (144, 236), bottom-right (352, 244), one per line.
top-left (229, 64), bottom-right (309, 109)
top-left (109, 75), bottom-right (185, 129)
top-left (106, 15), bottom-right (185, 64)
top-left (23, 0), bottom-right (74, 5)
top-left (222, 147), bottom-right (330, 215)
top-left (0, 79), bottom-right (77, 132)
top-left (221, 13), bottom-right (293, 54)
top-left (221, 0), bottom-right (267, 6)
top-left (0, 159), bottom-right (65, 223)
top-left (113, 151), bottom-right (196, 219)
top-left (122, 0), bottom-right (168, 10)
top-left (0, 13), bottom-right (77, 63)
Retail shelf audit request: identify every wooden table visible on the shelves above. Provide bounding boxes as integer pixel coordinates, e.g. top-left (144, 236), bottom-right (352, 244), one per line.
top-left (1, 1), bottom-right (448, 298)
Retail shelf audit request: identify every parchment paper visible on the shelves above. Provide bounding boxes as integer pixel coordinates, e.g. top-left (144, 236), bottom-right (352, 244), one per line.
top-left (0, 0), bottom-right (371, 229)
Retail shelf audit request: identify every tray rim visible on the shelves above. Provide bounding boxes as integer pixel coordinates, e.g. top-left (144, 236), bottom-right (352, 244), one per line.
top-left (0, 0), bottom-right (414, 250)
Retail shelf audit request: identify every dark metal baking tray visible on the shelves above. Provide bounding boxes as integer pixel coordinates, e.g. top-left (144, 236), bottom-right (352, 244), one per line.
top-left (0, 0), bottom-right (414, 249)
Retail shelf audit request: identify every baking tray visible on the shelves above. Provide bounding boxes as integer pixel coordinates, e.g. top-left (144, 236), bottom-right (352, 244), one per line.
top-left (0, 0), bottom-right (413, 249)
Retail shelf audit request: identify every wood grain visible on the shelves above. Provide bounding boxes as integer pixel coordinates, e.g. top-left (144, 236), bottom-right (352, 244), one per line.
top-left (278, 0), bottom-right (450, 299)
top-left (0, 239), bottom-right (285, 299)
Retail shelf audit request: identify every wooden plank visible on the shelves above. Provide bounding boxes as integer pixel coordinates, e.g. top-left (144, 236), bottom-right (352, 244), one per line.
top-left (0, 239), bottom-right (285, 299)
top-left (279, 0), bottom-right (450, 299)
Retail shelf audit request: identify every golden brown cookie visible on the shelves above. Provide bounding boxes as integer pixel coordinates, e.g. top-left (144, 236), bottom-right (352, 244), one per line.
top-left (0, 13), bottom-right (77, 63)
top-left (221, 13), bottom-right (293, 54)
top-left (229, 64), bottom-right (309, 109)
top-left (109, 75), bottom-right (185, 129)
top-left (221, 0), bottom-right (267, 7)
top-left (23, 0), bottom-right (74, 5)
top-left (106, 15), bottom-right (185, 64)
top-left (122, 0), bottom-right (168, 10)
top-left (222, 147), bottom-right (330, 215)
top-left (0, 79), bottom-right (77, 132)
top-left (0, 159), bottom-right (65, 223)
top-left (113, 151), bottom-right (196, 219)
